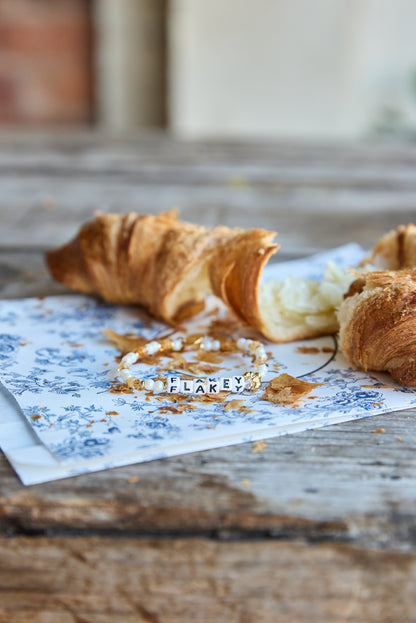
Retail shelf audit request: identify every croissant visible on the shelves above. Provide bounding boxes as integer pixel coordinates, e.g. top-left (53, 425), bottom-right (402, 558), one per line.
top-left (46, 210), bottom-right (243, 323)
top-left (362, 223), bottom-right (416, 270)
top-left (338, 269), bottom-right (416, 385)
top-left (47, 210), bottom-right (289, 328)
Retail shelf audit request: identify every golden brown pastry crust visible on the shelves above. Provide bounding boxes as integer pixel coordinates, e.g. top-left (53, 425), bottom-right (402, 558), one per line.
top-left (338, 269), bottom-right (416, 385)
top-left (209, 229), bottom-right (280, 336)
top-left (46, 211), bottom-right (235, 323)
top-left (46, 211), bottom-right (280, 327)
top-left (362, 223), bottom-right (416, 270)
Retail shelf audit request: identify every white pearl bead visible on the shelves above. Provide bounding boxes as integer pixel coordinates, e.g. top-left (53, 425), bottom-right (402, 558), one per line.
top-left (118, 369), bottom-right (132, 383)
top-left (258, 364), bottom-right (268, 378)
top-left (255, 346), bottom-right (267, 361)
top-left (121, 352), bottom-right (138, 366)
top-left (146, 341), bottom-right (160, 355)
top-left (172, 338), bottom-right (183, 351)
top-left (201, 337), bottom-right (213, 351)
top-left (211, 339), bottom-right (221, 351)
top-left (153, 380), bottom-right (164, 393)
top-left (236, 338), bottom-right (247, 350)
top-left (144, 378), bottom-right (154, 390)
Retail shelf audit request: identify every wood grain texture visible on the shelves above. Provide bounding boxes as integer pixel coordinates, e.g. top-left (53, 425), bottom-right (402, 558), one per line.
top-left (0, 130), bottom-right (416, 256)
top-left (0, 409), bottom-right (415, 550)
top-left (1, 536), bottom-right (416, 623)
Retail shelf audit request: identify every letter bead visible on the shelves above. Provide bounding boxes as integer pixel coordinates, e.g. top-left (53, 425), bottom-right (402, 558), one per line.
top-left (207, 377), bottom-right (220, 394)
top-left (232, 376), bottom-right (244, 393)
top-left (220, 377), bottom-right (233, 391)
top-left (194, 379), bottom-right (207, 395)
top-left (167, 376), bottom-right (181, 393)
top-left (180, 379), bottom-right (194, 394)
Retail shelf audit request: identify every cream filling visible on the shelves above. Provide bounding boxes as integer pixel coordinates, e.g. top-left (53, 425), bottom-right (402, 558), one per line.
top-left (258, 261), bottom-right (356, 339)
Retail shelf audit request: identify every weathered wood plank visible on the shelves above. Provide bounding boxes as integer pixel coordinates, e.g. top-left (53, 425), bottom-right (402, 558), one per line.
top-left (1, 536), bottom-right (416, 623)
top-left (0, 202), bottom-right (412, 259)
top-left (0, 250), bottom-right (67, 299)
top-left (0, 410), bottom-right (415, 549)
top-left (0, 131), bottom-right (415, 255)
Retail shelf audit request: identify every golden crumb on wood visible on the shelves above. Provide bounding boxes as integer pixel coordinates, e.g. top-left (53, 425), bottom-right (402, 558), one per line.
top-left (262, 373), bottom-right (324, 405)
top-left (252, 440), bottom-right (267, 453)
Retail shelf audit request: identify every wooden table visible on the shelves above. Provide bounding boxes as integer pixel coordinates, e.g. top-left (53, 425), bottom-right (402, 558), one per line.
top-left (1, 130), bottom-right (416, 622)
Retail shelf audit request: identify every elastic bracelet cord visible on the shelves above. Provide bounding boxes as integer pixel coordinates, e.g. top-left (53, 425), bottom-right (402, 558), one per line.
top-left (116, 334), bottom-right (268, 394)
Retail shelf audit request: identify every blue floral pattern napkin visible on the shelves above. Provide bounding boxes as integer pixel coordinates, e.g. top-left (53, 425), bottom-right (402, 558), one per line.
top-left (1, 243), bottom-right (415, 485)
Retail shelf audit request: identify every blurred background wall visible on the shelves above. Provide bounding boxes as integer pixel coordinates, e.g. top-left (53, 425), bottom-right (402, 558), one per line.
top-left (1, 0), bottom-right (416, 140)
top-left (169, 0), bottom-right (416, 140)
top-left (0, 0), bottom-right (94, 124)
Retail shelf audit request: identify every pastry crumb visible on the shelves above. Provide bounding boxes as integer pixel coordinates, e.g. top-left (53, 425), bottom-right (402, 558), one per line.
top-left (296, 346), bottom-right (320, 354)
top-left (225, 399), bottom-right (245, 411)
top-left (252, 440), bottom-right (267, 453)
top-left (262, 373), bottom-right (324, 405)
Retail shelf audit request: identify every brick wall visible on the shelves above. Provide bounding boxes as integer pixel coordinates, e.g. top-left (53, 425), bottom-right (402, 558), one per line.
top-left (0, 0), bottom-right (93, 125)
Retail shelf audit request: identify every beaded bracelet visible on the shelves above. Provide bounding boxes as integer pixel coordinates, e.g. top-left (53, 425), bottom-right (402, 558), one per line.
top-left (116, 333), bottom-right (268, 394)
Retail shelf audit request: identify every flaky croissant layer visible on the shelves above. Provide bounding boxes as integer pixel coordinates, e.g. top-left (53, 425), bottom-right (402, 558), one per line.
top-left (361, 223), bottom-right (416, 270)
top-left (338, 270), bottom-right (416, 386)
top-left (46, 211), bottom-right (237, 323)
top-left (46, 210), bottom-right (282, 333)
